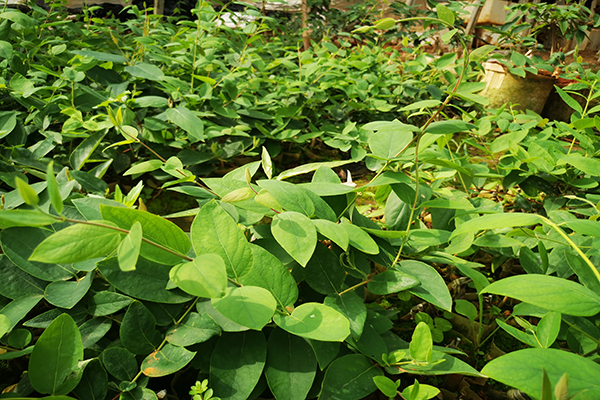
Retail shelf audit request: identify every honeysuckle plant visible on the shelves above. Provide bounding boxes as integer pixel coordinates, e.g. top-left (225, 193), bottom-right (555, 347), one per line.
top-left (2, 2), bottom-right (600, 400)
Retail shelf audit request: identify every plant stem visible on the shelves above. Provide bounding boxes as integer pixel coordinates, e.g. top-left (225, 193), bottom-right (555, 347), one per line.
top-left (540, 216), bottom-right (600, 284)
top-left (391, 24), bottom-right (471, 265)
top-left (338, 279), bottom-right (370, 296)
top-left (115, 124), bottom-right (219, 198)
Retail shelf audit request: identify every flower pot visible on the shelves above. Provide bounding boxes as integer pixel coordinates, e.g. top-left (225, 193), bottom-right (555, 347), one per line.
top-left (542, 77), bottom-right (591, 122)
top-left (464, 0), bottom-right (511, 25)
top-left (480, 62), bottom-right (556, 114)
top-left (0, 0), bottom-right (27, 5)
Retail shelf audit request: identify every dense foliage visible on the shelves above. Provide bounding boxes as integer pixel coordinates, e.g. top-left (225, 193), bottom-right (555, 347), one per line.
top-left (1, 2), bottom-right (600, 400)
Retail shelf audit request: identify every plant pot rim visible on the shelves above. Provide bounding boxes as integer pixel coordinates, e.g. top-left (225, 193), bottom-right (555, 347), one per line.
top-left (482, 61), bottom-right (556, 80)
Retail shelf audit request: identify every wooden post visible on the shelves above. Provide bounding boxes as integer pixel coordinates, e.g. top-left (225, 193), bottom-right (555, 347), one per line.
top-left (465, 1), bottom-right (484, 36)
top-left (154, 0), bottom-right (164, 15)
top-left (302, 0), bottom-right (310, 51)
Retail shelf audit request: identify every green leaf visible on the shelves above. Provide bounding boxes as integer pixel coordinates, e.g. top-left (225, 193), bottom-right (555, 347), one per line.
top-left (395, 261), bottom-right (453, 312)
top-left (276, 160), bottom-right (356, 181)
top-left (402, 381), bottom-right (439, 400)
top-left (320, 354), bottom-right (383, 400)
top-left (409, 322), bottom-right (432, 363)
top-left (324, 292), bottom-right (367, 340)
top-left (519, 246), bottom-right (544, 275)
top-left (97, 257), bottom-right (193, 304)
top-left (100, 347), bottom-right (138, 381)
top-left (399, 100), bottom-right (441, 112)
top-left (306, 340), bottom-right (340, 370)
top-left (455, 299), bottom-right (477, 321)
top-left (73, 358), bottom-right (108, 400)
top-left (124, 160), bottom-right (164, 176)
top-left (0, 346), bottom-right (33, 360)
top-left (452, 262), bottom-right (489, 293)
top-left (255, 189), bottom-right (284, 212)
top-left (0, 210), bottom-right (58, 227)
top-left (564, 219), bottom-right (600, 237)
top-left (313, 219), bottom-right (349, 251)
top-left (451, 213), bottom-right (541, 238)
top-left (567, 254), bottom-right (600, 294)
top-left (117, 221), bottom-right (142, 271)
top-left (353, 25), bottom-right (374, 33)
top-left (15, 177), bottom-right (39, 206)
top-left (441, 29), bottom-right (458, 43)
top-left (170, 254), bottom-right (227, 298)
top-left (133, 96), bottom-right (169, 108)
top-left (558, 154), bottom-right (600, 176)
top-left (374, 17), bottom-right (395, 30)
top-left (0, 40), bottom-right (12, 59)
top-left (373, 376), bottom-right (398, 398)
top-left (271, 211), bottom-right (317, 267)
top-left (212, 286), bottom-right (277, 330)
top-left (46, 162), bottom-right (63, 214)
top-left (72, 49), bottom-right (126, 63)
top-left (120, 301), bottom-right (162, 355)
top-left (470, 45), bottom-right (496, 62)
top-left (541, 369), bottom-right (552, 400)
top-left (436, 3), bottom-right (455, 25)
top-left (368, 270), bottom-right (420, 296)
top-left (0, 314), bottom-right (9, 339)
top-left (496, 319), bottom-right (539, 348)
top-left (257, 180), bottom-right (315, 216)
top-left (0, 294), bottom-right (43, 334)
top-left (266, 329), bottom-right (317, 400)
top-left (0, 255), bottom-right (47, 299)
top-left (72, 358), bottom-right (108, 400)
top-left (304, 242), bottom-right (346, 295)
top-left (300, 182), bottom-right (356, 197)
top-left (301, 188), bottom-right (338, 221)
top-left (1, 227), bottom-right (78, 282)
top-left (0, 110), bottom-right (16, 139)
top-left (425, 121), bottom-right (475, 135)
top-left (341, 219), bottom-right (379, 255)
top-left (481, 348), bottom-right (600, 399)
top-left (481, 275), bottom-right (600, 316)
top-left (192, 201), bottom-right (253, 280)
top-left (29, 314), bottom-right (83, 395)
top-left (141, 343), bottom-right (196, 377)
top-left (86, 291), bottom-right (134, 316)
top-left (222, 187), bottom-right (256, 203)
top-left (210, 331), bottom-right (266, 400)
top-left (166, 312), bottom-right (221, 346)
top-left (393, 349), bottom-right (484, 376)
top-left (536, 311), bottom-right (561, 348)
top-left (347, 323), bottom-right (388, 364)
top-left (125, 62), bottom-right (165, 81)
top-left (368, 130), bottom-right (413, 159)
top-left (196, 299), bottom-right (248, 332)
top-left (70, 170), bottom-right (108, 194)
top-left (554, 373), bottom-right (569, 400)
top-left (101, 205), bottom-right (190, 266)
top-left (79, 317), bottom-right (112, 348)
top-left (70, 131), bottom-right (106, 171)
top-left (312, 167), bottom-right (341, 183)
top-left (45, 272), bottom-right (94, 309)
top-left (555, 86), bottom-right (583, 113)
top-left (166, 106), bottom-right (205, 142)
top-left (239, 244), bottom-right (299, 310)
top-left (30, 221), bottom-right (123, 264)
top-left (273, 302), bottom-right (350, 342)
